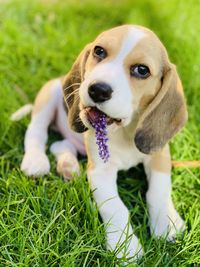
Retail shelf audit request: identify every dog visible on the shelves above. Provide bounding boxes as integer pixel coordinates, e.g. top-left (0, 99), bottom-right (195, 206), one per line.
top-left (13, 25), bottom-right (188, 260)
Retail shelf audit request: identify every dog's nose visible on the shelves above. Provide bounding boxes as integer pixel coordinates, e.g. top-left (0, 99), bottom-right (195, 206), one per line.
top-left (88, 82), bottom-right (113, 103)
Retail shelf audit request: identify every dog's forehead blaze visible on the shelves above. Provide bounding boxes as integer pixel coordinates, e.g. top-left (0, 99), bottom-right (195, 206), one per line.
top-left (125, 34), bottom-right (164, 74)
top-left (93, 26), bottom-right (129, 59)
top-left (130, 38), bottom-right (164, 110)
top-left (88, 25), bottom-right (165, 73)
top-left (93, 26), bottom-right (148, 59)
top-left (119, 31), bottom-right (165, 112)
top-left (80, 25), bottom-right (167, 76)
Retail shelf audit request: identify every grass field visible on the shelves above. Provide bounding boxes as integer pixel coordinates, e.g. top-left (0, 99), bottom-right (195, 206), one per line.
top-left (0, 0), bottom-right (200, 266)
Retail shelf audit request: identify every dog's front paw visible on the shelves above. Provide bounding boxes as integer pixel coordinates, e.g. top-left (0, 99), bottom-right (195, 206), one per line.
top-left (149, 200), bottom-right (186, 241)
top-left (21, 150), bottom-right (50, 177)
top-left (107, 230), bottom-right (143, 261)
top-left (165, 207), bottom-right (186, 241)
top-left (56, 152), bottom-right (80, 181)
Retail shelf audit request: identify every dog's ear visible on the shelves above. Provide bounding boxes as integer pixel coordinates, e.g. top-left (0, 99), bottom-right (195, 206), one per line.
top-left (134, 64), bottom-right (188, 154)
top-left (62, 43), bottom-right (92, 133)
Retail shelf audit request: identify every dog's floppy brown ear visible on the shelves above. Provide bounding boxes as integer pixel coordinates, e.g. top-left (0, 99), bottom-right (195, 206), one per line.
top-left (134, 64), bottom-right (188, 154)
top-left (62, 44), bottom-right (92, 133)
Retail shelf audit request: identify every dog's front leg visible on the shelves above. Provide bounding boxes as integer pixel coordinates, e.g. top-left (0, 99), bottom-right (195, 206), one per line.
top-left (21, 79), bottom-right (60, 177)
top-left (88, 167), bottom-right (143, 259)
top-left (144, 145), bottom-right (185, 240)
top-left (21, 113), bottom-right (50, 177)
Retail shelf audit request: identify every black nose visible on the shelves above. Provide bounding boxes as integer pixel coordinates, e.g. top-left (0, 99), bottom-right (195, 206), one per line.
top-left (88, 82), bottom-right (113, 103)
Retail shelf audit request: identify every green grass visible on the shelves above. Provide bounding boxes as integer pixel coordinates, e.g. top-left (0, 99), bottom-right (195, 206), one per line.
top-left (0, 0), bottom-right (200, 266)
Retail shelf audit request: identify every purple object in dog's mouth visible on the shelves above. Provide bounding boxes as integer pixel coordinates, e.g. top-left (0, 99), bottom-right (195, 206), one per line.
top-left (85, 107), bottom-right (121, 163)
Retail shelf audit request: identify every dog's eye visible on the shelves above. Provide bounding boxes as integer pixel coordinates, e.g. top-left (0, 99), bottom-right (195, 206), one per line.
top-left (130, 64), bottom-right (150, 79)
top-left (93, 46), bottom-right (107, 60)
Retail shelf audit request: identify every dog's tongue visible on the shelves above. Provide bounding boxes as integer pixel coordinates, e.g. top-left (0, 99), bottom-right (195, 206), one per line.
top-left (86, 107), bottom-right (105, 124)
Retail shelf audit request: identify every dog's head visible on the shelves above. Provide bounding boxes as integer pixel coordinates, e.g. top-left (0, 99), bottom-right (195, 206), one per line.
top-left (63, 25), bottom-right (187, 154)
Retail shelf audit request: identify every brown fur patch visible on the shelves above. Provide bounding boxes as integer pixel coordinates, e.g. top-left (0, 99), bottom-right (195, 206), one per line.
top-left (62, 44), bottom-right (92, 133)
top-left (150, 145), bottom-right (171, 174)
top-left (33, 79), bottom-right (55, 115)
top-left (139, 94), bottom-right (154, 111)
top-left (134, 64), bottom-right (188, 154)
top-left (85, 26), bottom-right (129, 72)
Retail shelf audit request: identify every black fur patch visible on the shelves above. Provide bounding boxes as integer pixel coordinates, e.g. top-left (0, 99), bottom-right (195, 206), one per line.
top-left (134, 129), bottom-right (152, 154)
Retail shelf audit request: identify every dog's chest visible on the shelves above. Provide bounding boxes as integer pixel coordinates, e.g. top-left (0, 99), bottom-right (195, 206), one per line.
top-left (108, 130), bottom-right (145, 170)
top-left (84, 129), bottom-right (146, 170)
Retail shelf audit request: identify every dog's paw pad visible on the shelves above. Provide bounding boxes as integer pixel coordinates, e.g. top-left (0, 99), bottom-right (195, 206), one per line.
top-left (21, 150), bottom-right (50, 177)
top-left (57, 152), bottom-right (80, 180)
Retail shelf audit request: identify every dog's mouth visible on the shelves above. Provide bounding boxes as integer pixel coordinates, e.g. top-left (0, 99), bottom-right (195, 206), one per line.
top-left (84, 106), bottom-right (121, 126)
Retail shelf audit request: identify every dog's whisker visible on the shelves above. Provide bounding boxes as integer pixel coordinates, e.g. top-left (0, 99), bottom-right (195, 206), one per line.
top-left (64, 88), bottom-right (80, 102)
top-left (63, 83), bottom-right (81, 92)
top-left (64, 92), bottom-right (80, 110)
top-left (64, 95), bottom-right (79, 109)
top-left (64, 91), bottom-right (78, 102)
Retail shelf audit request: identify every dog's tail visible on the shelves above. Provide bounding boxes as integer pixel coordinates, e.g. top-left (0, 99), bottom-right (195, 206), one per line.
top-left (10, 103), bottom-right (33, 121)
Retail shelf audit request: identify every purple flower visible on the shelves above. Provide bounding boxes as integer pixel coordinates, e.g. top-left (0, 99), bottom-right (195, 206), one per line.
top-left (91, 113), bottom-right (110, 163)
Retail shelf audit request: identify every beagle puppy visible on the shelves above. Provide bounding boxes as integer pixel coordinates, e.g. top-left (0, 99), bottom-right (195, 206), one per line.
top-left (19, 25), bottom-right (187, 260)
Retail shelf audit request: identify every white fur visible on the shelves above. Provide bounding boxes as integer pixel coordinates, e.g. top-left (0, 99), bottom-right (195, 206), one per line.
top-left (88, 166), bottom-right (143, 259)
top-left (144, 170), bottom-right (185, 239)
top-left (21, 80), bottom-right (60, 176)
top-left (85, 124), bottom-right (185, 258)
top-left (20, 79), bottom-right (85, 177)
top-left (85, 127), bottom-right (146, 259)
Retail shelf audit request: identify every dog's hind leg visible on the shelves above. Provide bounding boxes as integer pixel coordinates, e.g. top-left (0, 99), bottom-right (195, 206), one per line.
top-left (50, 140), bottom-right (80, 181)
top-left (21, 79), bottom-right (62, 177)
